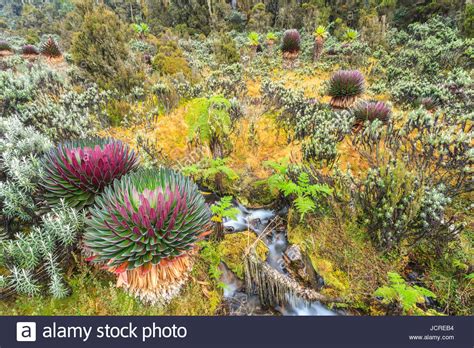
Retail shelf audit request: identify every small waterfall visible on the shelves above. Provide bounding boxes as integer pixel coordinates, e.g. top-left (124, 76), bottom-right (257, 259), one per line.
top-left (221, 201), bottom-right (341, 316)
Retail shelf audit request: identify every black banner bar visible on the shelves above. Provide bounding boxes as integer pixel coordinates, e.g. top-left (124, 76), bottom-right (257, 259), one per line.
top-left (1, 316), bottom-right (472, 348)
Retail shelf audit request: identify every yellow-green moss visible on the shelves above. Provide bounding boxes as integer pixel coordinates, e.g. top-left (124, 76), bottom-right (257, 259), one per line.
top-left (218, 231), bottom-right (268, 278)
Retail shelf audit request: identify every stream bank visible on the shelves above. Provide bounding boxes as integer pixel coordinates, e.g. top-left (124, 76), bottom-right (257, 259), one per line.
top-left (219, 202), bottom-right (341, 316)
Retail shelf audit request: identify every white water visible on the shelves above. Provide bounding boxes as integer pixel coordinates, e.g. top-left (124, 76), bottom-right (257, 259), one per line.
top-left (220, 201), bottom-right (338, 316)
top-left (223, 203), bottom-right (276, 234)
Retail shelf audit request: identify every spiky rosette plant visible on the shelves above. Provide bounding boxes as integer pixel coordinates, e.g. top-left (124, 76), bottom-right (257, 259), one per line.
top-left (41, 137), bottom-right (138, 209)
top-left (0, 40), bottom-right (11, 51)
top-left (40, 37), bottom-right (61, 58)
top-left (419, 97), bottom-right (438, 111)
top-left (282, 29), bottom-right (301, 55)
top-left (22, 44), bottom-right (39, 55)
top-left (84, 167), bottom-right (211, 304)
top-left (328, 70), bottom-right (365, 108)
top-left (351, 101), bottom-right (392, 125)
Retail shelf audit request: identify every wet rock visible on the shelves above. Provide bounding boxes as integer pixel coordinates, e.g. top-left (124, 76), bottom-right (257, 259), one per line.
top-left (283, 245), bottom-right (324, 290)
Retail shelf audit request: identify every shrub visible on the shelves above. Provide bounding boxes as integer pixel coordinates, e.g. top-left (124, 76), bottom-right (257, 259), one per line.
top-left (21, 44), bottom-right (39, 55)
top-left (463, 4), bottom-right (474, 37)
top-left (182, 157), bottom-right (239, 194)
top-left (41, 137), bottom-right (138, 209)
top-left (281, 29), bottom-right (301, 54)
top-left (0, 40), bottom-right (11, 51)
top-left (214, 34), bottom-right (240, 65)
top-left (351, 101), bottom-right (391, 125)
top-left (328, 70), bottom-right (365, 108)
top-left (19, 84), bottom-right (109, 141)
top-left (350, 109), bottom-right (471, 252)
top-left (152, 32), bottom-right (192, 78)
top-left (71, 5), bottom-right (142, 92)
top-left (261, 80), bottom-right (353, 165)
top-left (0, 202), bottom-right (85, 298)
top-left (40, 37), bottom-right (61, 58)
top-left (382, 17), bottom-right (470, 108)
top-left (0, 116), bottom-right (52, 222)
top-left (84, 167), bottom-right (211, 304)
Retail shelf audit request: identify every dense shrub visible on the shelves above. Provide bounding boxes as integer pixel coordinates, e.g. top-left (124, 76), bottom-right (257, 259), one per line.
top-left (152, 31), bottom-right (192, 78)
top-left (349, 108), bottom-right (472, 252)
top-left (70, 5), bottom-right (142, 92)
top-left (0, 116), bottom-right (52, 222)
top-left (262, 80), bottom-right (353, 165)
top-left (213, 33), bottom-right (240, 65)
top-left (382, 17), bottom-right (471, 108)
top-left (0, 201), bottom-right (85, 298)
top-left (19, 84), bottom-right (110, 141)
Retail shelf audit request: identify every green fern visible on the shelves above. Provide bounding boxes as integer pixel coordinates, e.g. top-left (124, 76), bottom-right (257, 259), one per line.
top-left (182, 157), bottom-right (239, 191)
top-left (185, 96), bottom-right (232, 157)
top-left (211, 196), bottom-right (240, 223)
top-left (263, 159), bottom-right (333, 219)
top-left (374, 272), bottom-right (439, 315)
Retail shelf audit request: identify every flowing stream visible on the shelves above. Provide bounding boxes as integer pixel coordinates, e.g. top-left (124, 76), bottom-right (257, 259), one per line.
top-left (220, 203), bottom-right (337, 316)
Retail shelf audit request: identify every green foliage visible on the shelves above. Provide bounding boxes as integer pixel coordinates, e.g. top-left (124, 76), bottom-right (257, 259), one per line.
top-left (214, 34), bottom-right (240, 65)
top-left (0, 201), bottom-right (85, 298)
top-left (70, 5), bottom-right (142, 92)
top-left (210, 196), bottom-right (239, 223)
top-left (184, 96), bottom-right (233, 157)
top-left (247, 32), bottom-right (260, 46)
top-left (313, 25), bottom-right (328, 39)
top-left (463, 4), bottom-right (474, 37)
top-left (132, 22), bottom-right (149, 38)
top-left (198, 241), bottom-right (225, 290)
top-left (343, 28), bottom-right (359, 42)
top-left (375, 272), bottom-right (440, 315)
top-left (266, 32), bottom-right (277, 42)
top-left (152, 32), bottom-right (192, 78)
top-left (182, 157), bottom-right (239, 192)
top-left (264, 159), bottom-right (333, 220)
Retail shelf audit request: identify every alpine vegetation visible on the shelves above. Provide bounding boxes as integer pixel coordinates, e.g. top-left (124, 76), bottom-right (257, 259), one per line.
top-left (351, 100), bottom-right (392, 125)
top-left (84, 167), bottom-right (211, 304)
top-left (41, 138), bottom-right (138, 209)
top-left (40, 37), bottom-right (61, 58)
top-left (328, 70), bottom-right (365, 108)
